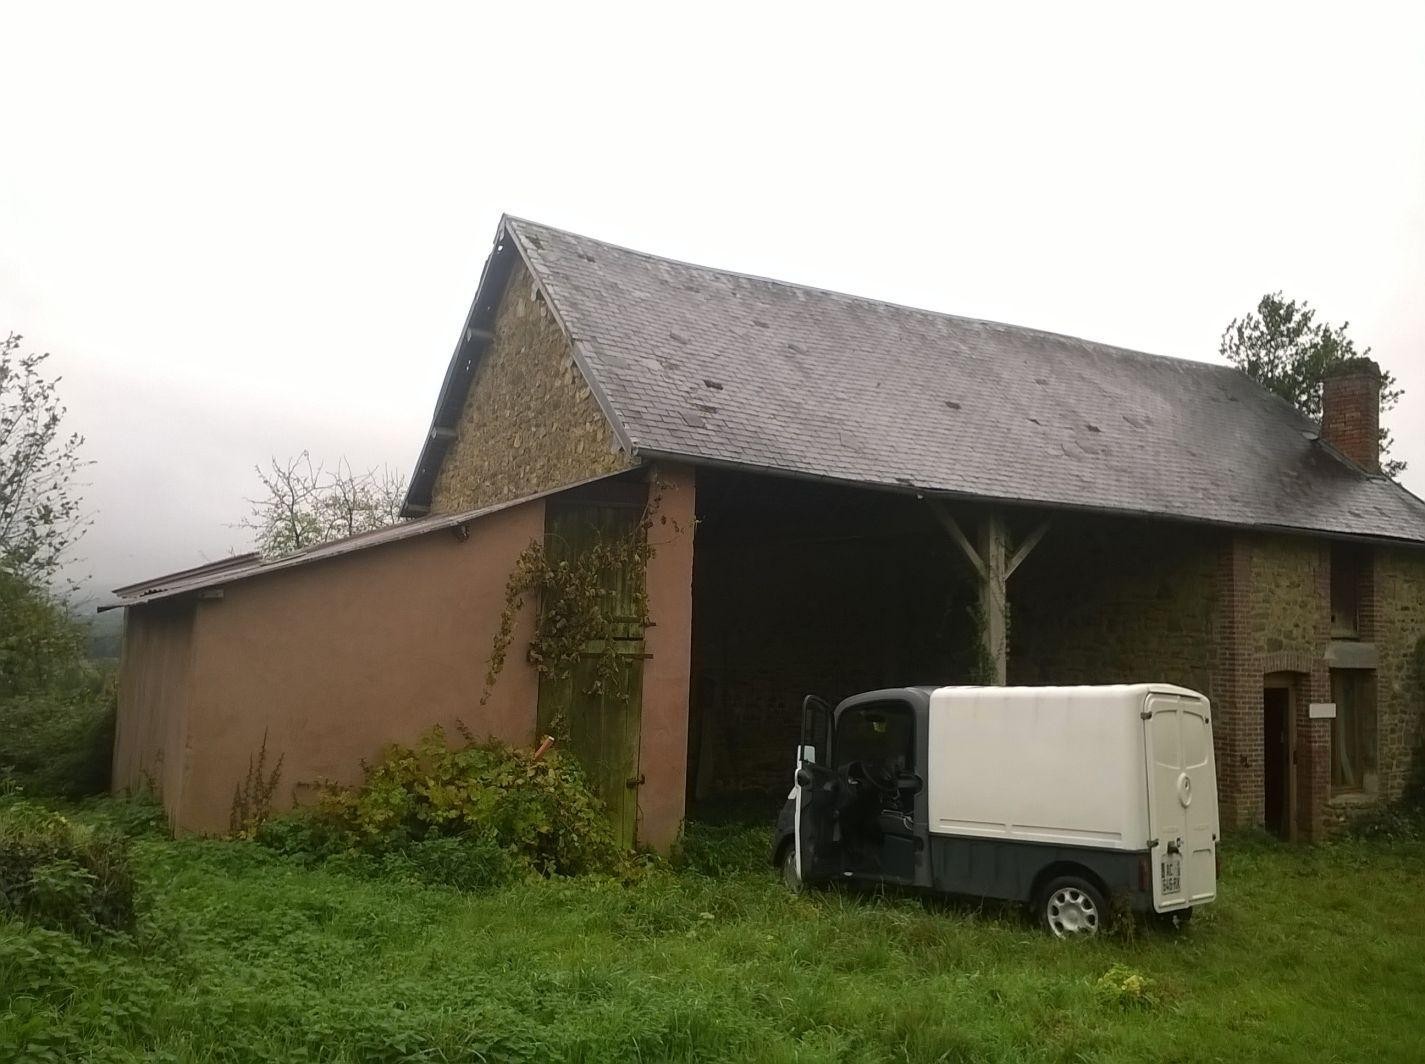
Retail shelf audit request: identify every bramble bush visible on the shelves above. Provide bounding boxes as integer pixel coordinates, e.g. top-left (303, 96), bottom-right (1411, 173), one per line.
top-left (0, 796), bottom-right (135, 937)
top-left (257, 728), bottom-right (625, 888)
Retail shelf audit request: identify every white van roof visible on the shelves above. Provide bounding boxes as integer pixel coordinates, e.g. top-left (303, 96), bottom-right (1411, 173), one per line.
top-left (928, 683), bottom-right (1206, 704)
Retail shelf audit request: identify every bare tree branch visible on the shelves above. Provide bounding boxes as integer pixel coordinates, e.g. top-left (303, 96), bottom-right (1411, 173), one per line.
top-left (237, 452), bottom-right (407, 558)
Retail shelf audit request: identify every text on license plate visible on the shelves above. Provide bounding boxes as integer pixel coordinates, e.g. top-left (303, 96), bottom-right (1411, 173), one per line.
top-left (1160, 855), bottom-right (1181, 894)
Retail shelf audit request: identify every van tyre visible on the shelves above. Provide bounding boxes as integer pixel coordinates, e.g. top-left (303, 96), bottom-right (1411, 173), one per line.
top-left (780, 844), bottom-right (804, 894)
top-left (1037, 875), bottom-right (1107, 937)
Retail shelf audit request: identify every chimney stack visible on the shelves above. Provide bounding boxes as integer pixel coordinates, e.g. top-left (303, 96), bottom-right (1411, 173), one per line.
top-left (1321, 358), bottom-right (1383, 473)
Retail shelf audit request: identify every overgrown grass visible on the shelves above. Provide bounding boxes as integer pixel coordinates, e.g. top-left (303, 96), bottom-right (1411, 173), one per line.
top-left (3, 810), bottom-right (1424, 1062)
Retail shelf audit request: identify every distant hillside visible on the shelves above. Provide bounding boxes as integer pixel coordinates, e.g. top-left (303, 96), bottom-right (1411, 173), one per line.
top-left (83, 609), bottom-right (124, 663)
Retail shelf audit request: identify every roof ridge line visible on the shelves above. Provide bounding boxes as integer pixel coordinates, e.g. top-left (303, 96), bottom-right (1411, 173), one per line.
top-left (503, 215), bottom-right (1244, 377)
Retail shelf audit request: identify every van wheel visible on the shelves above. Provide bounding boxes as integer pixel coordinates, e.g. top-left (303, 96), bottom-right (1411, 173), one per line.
top-left (1037, 876), bottom-right (1107, 937)
top-left (780, 844), bottom-right (804, 894)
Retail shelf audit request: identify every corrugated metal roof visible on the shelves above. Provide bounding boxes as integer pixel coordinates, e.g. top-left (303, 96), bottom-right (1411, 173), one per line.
top-left (402, 215), bottom-right (1425, 544)
top-left (102, 471), bottom-right (630, 611)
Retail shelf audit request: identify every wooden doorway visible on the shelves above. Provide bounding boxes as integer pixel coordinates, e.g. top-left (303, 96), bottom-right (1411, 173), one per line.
top-left (1263, 677), bottom-right (1297, 840)
top-left (537, 497), bottom-right (647, 848)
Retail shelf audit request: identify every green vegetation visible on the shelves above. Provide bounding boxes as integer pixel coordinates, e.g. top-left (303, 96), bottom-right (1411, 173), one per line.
top-left (1219, 292), bottom-right (1406, 476)
top-left (255, 729), bottom-right (626, 886)
top-left (2, 808), bottom-right (1424, 1062)
top-left (0, 570), bottom-right (116, 798)
top-left (0, 797), bottom-right (134, 938)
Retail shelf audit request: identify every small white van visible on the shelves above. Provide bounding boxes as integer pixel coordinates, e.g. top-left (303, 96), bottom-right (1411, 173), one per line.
top-left (770, 684), bottom-right (1220, 935)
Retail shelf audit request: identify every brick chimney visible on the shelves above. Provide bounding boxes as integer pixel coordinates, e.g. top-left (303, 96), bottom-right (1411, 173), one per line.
top-left (1321, 358), bottom-right (1382, 472)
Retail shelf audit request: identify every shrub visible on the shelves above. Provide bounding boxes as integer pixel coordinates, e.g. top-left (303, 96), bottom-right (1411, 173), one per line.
top-left (1348, 738), bottom-right (1425, 842)
top-left (75, 792), bottom-right (167, 839)
top-left (259, 729), bottom-right (625, 887)
top-left (0, 691), bottom-right (115, 797)
top-left (1094, 963), bottom-right (1162, 1010)
top-left (0, 799), bottom-right (135, 936)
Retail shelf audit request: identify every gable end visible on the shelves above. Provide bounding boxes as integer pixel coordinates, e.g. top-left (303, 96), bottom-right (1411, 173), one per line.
top-left (426, 256), bottom-right (635, 513)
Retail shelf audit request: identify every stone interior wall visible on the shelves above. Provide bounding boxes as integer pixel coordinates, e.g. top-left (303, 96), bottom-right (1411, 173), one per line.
top-left (1008, 514), bottom-right (1218, 694)
top-left (430, 258), bottom-right (634, 513)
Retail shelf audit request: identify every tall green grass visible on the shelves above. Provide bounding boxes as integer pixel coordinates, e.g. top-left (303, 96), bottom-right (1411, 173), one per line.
top-left (2, 816), bottom-right (1423, 1062)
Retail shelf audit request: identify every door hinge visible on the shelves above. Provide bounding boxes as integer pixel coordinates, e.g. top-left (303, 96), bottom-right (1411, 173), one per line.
top-left (625, 774), bottom-right (645, 789)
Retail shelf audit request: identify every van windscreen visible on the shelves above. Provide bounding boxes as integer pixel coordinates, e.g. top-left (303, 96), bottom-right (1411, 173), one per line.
top-left (837, 702), bottom-right (914, 770)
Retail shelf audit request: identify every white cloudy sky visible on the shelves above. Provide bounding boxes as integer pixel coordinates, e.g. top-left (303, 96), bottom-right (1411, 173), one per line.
top-left (3, 2), bottom-right (1423, 602)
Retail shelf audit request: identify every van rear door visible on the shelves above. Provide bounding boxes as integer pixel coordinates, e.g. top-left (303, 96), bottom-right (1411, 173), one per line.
top-left (1143, 692), bottom-right (1219, 912)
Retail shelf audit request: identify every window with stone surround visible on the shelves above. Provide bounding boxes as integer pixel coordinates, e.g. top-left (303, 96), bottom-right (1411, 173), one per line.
top-left (1329, 668), bottom-right (1377, 794)
top-left (1330, 543), bottom-right (1364, 639)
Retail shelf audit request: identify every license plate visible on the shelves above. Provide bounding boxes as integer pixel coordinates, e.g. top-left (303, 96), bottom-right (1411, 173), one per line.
top-left (1160, 854), bottom-right (1182, 894)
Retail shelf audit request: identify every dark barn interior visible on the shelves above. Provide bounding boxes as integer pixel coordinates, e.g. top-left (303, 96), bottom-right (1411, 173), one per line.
top-left (684, 468), bottom-right (1225, 819)
top-left (686, 469), bottom-right (979, 816)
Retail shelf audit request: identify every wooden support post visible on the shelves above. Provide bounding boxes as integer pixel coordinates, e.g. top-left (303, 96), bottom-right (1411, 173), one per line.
top-left (979, 512), bottom-right (1008, 686)
top-left (1006, 520), bottom-right (1050, 579)
top-left (928, 503), bottom-right (1049, 687)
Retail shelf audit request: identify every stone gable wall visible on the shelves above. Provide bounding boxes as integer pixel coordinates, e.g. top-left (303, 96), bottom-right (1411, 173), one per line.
top-left (430, 259), bottom-right (635, 513)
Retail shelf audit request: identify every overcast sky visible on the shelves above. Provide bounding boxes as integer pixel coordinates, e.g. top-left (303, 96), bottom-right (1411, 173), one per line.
top-left (4, 2), bottom-right (1423, 603)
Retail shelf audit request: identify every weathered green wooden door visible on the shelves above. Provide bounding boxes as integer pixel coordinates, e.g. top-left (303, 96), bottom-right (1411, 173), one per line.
top-left (537, 501), bottom-right (645, 847)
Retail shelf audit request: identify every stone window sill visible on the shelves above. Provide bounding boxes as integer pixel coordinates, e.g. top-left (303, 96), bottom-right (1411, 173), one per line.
top-left (1328, 791), bottom-right (1378, 808)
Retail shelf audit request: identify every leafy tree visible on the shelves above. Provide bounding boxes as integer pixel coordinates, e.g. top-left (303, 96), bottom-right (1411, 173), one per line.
top-left (0, 568), bottom-right (115, 797)
top-left (1220, 294), bottom-right (1405, 477)
top-left (0, 569), bottom-right (85, 700)
top-left (0, 333), bottom-right (89, 582)
top-left (240, 452), bottom-right (406, 557)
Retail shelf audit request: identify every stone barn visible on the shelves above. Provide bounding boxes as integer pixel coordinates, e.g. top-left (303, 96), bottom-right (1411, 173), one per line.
top-left (110, 216), bottom-right (1425, 848)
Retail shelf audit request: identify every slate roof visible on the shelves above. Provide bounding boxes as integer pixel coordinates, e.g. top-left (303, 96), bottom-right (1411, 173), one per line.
top-left (406, 216), bottom-right (1425, 546)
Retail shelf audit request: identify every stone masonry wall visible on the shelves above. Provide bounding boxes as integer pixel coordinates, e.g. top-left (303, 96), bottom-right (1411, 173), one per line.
top-left (430, 259), bottom-right (634, 513)
top-left (1009, 515), bottom-right (1218, 694)
top-left (1376, 547), bottom-right (1425, 799)
top-left (1244, 535), bottom-right (1332, 837)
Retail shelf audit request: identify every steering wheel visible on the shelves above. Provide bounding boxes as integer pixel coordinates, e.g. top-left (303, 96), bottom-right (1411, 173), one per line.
top-left (845, 760), bottom-right (899, 798)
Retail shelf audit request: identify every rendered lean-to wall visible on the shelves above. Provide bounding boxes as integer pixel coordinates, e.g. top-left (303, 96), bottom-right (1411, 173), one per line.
top-left (637, 464), bottom-right (697, 852)
top-left (169, 499), bottom-right (546, 835)
top-left (111, 600), bottom-right (196, 824)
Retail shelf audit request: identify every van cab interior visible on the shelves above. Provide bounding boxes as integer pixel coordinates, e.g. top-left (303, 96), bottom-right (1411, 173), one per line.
top-left (796, 695), bottom-right (924, 884)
